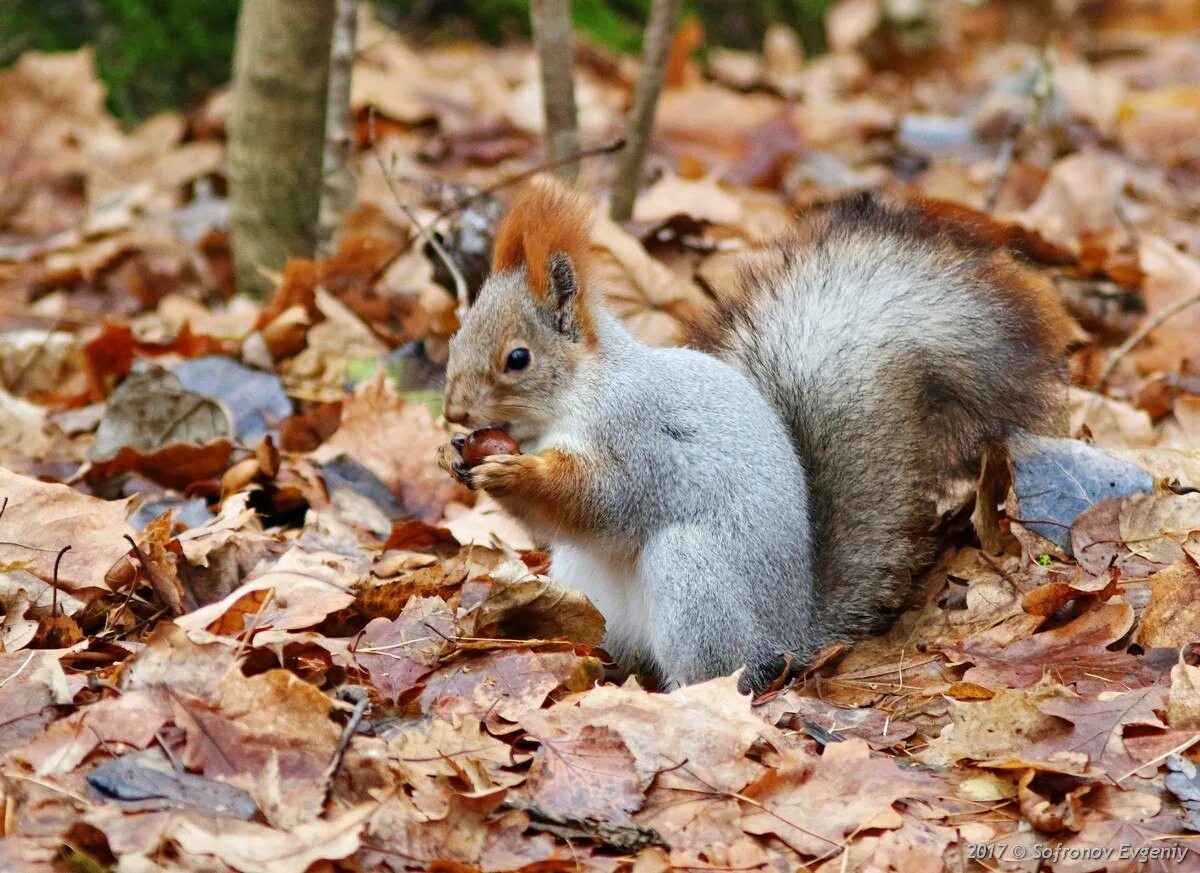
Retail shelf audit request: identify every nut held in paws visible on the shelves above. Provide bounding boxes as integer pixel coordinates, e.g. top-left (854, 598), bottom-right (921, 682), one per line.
top-left (460, 427), bottom-right (520, 467)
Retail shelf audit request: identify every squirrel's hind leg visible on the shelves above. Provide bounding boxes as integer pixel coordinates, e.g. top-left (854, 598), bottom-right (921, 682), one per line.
top-left (641, 524), bottom-right (783, 689)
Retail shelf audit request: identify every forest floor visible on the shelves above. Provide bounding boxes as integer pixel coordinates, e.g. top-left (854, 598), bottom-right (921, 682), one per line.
top-left (3, 3), bottom-right (1200, 871)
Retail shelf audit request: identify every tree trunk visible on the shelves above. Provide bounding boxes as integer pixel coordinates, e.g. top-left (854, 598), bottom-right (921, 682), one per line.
top-left (530, 0), bottom-right (580, 182)
top-left (228, 0), bottom-right (336, 298)
top-left (317, 0), bottom-right (359, 257)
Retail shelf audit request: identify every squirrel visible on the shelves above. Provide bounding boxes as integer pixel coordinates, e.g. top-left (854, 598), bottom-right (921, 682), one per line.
top-left (439, 177), bottom-right (1071, 693)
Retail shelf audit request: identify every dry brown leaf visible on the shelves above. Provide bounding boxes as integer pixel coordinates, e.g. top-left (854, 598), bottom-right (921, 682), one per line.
top-left (1031, 683), bottom-right (1173, 779)
top-left (1167, 661), bottom-right (1200, 731)
top-left (631, 173), bottom-right (745, 229)
top-left (589, 214), bottom-right (710, 346)
top-left (517, 721), bottom-right (648, 823)
top-left (1136, 562), bottom-right (1200, 648)
top-left (740, 738), bottom-right (940, 858)
top-left (419, 649), bottom-right (601, 721)
top-left (0, 469), bottom-right (134, 595)
top-left (174, 546), bottom-right (358, 635)
top-left (921, 683), bottom-right (1075, 771)
top-left (1118, 491), bottom-right (1200, 565)
top-left (279, 289), bottom-right (387, 402)
top-left (170, 804), bottom-right (373, 873)
top-left (0, 650), bottom-right (72, 753)
top-left (354, 594), bottom-right (456, 701)
top-left (173, 668), bottom-right (340, 820)
top-left (942, 602), bottom-right (1149, 692)
top-left (310, 373), bottom-right (463, 522)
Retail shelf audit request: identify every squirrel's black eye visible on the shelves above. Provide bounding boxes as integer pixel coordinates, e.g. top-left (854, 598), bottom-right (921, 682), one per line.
top-left (505, 347), bottom-right (531, 372)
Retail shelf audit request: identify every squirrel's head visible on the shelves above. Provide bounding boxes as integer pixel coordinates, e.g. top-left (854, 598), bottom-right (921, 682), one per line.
top-left (444, 177), bottom-right (598, 446)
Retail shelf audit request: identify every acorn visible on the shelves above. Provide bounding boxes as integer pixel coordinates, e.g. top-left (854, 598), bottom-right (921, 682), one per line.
top-left (459, 427), bottom-right (520, 467)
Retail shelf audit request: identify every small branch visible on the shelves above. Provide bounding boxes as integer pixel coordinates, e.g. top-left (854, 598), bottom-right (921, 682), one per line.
top-left (1096, 285), bottom-right (1200, 389)
top-left (530, 0), bottom-right (581, 181)
top-left (609, 0), bottom-right (683, 221)
top-left (430, 138), bottom-right (625, 224)
top-left (324, 688), bottom-right (370, 804)
top-left (368, 111), bottom-right (469, 322)
top-left (317, 0), bottom-right (360, 257)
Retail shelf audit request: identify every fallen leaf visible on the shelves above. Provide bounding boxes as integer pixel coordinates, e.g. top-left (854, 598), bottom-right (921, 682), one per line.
top-left (0, 468), bottom-right (134, 595)
top-left (517, 721), bottom-right (648, 824)
top-left (942, 602), bottom-right (1149, 692)
top-left (741, 738), bottom-right (940, 857)
top-left (170, 803), bottom-right (373, 873)
top-left (355, 595), bottom-right (456, 701)
top-left (174, 546), bottom-right (359, 635)
top-left (1137, 563), bottom-right (1200, 648)
top-left (310, 373), bottom-right (463, 522)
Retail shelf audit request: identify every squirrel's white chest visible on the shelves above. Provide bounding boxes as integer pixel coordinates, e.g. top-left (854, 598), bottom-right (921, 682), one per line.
top-left (550, 543), bottom-right (653, 672)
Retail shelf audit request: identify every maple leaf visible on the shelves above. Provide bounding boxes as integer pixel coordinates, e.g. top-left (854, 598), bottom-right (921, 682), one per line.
top-left (740, 738), bottom-right (942, 858)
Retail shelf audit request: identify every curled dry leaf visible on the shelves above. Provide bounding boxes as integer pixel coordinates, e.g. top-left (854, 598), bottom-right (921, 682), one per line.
top-left (170, 803), bottom-right (374, 873)
top-left (174, 546), bottom-right (359, 636)
top-left (1136, 562), bottom-right (1200, 648)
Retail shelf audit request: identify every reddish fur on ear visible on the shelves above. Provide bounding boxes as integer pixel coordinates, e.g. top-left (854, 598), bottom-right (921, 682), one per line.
top-left (491, 176), bottom-right (594, 301)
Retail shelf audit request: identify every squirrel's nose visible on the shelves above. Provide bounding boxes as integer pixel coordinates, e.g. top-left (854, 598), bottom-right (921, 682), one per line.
top-left (444, 404), bottom-right (470, 426)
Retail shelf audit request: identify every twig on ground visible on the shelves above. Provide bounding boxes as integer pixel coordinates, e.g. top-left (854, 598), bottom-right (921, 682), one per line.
top-left (368, 110), bottom-right (469, 321)
top-left (430, 138), bottom-right (625, 223)
top-left (325, 688), bottom-right (370, 803)
top-left (530, 0), bottom-right (580, 181)
top-left (610, 0), bottom-right (682, 221)
top-left (1097, 285), bottom-right (1200, 389)
top-left (51, 544), bottom-right (71, 618)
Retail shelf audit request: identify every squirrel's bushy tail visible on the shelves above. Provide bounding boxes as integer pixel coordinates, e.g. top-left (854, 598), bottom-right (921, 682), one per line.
top-left (696, 195), bottom-right (1072, 643)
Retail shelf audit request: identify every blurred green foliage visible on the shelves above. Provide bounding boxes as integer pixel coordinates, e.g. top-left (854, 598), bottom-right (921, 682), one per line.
top-left (0, 0), bottom-right (831, 121)
top-left (0, 0), bottom-right (239, 119)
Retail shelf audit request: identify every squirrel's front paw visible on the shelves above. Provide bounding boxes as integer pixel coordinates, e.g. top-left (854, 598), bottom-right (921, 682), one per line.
top-left (471, 454), bottom-right (533, 495)
top-left (438, 438), bottom-right (475, 489)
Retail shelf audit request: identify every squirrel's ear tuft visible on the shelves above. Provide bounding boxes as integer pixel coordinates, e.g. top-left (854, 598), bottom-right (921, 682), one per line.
top-left (547, 252), bottom-right (578, 305)
top-left (491, 176), bottom-right (593, 303)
